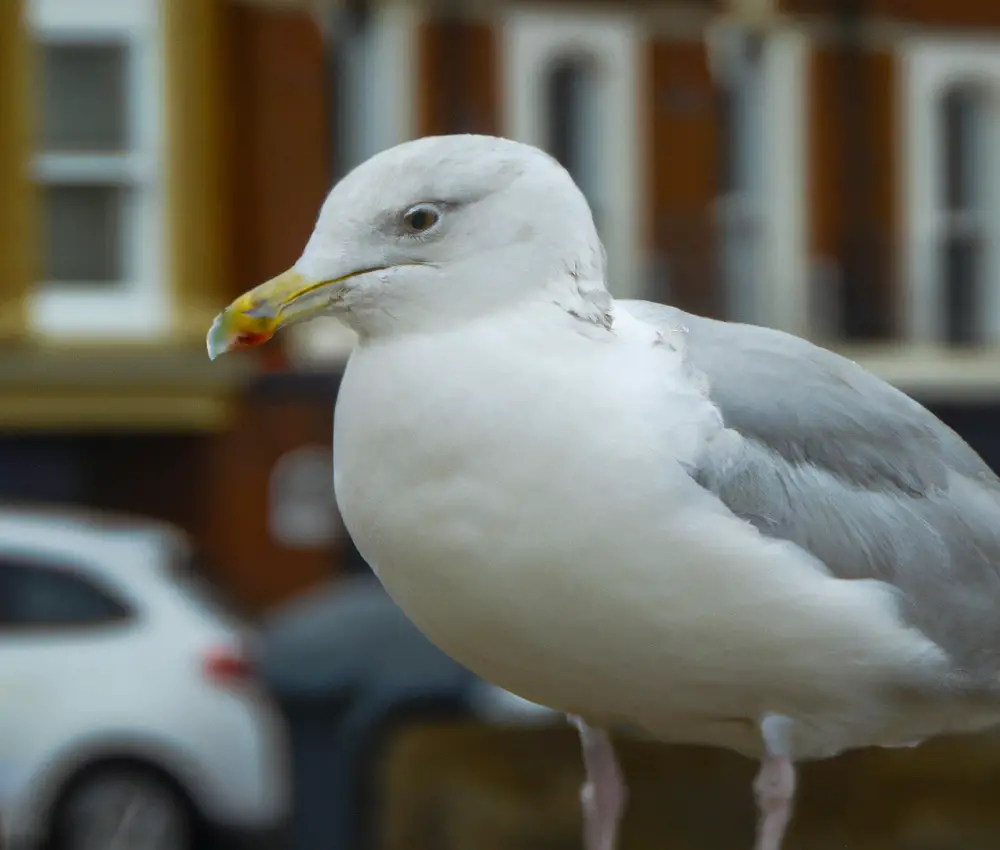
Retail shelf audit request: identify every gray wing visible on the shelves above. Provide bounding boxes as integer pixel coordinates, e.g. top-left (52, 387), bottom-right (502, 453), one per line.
top-left (623, 300), bottom-right (1000, 680)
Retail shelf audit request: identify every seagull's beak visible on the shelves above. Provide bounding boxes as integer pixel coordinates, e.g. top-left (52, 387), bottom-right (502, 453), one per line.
top-left (206, 266), bottom-right (370, 360)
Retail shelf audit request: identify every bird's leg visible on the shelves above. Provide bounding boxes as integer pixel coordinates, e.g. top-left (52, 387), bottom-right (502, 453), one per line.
top-left (569, 715), bottom-right (628, 850)
top-left (753, 713), bottom-right (797, 850)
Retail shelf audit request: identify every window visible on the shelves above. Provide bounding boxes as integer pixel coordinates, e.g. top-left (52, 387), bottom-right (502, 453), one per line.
top-left (329, 1), bottom-right (415, 176)
top-left (902, 42), bottom-right (1000, 346)
top-left (39, 42), bottom-right (128, 287)
top-left (27, 0), bottom-right (165, 338)
top-left (707, 24), bottom-right (808, 334)
top-left (543, 53), bottom-right (604, 234)
top-left (938, 84), bottom-right (990, 345)
top-left (0, 559), bottom-right (132, 630)
top-left (503, 10), bottom-right (641, 299)
top-left (332, 2), bottom-right (379, 174)
top-left (715, 28), bottom-right (766, 325)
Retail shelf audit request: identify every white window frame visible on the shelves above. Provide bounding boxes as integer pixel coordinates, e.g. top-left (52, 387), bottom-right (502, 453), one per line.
top-left (708, 22), bottom-right (808, 335)
top-left (503, 9), bottom-right (643, 300)
top-left (901, 38), bottom-right (1000, 345)
top-left (27, 0), bottom-right (166, 339)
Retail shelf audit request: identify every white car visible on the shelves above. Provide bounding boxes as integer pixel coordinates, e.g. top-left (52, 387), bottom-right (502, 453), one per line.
top-left (0, 506), bottom-right (291, 850)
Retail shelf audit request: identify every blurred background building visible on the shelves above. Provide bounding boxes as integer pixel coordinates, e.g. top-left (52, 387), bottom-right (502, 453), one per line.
top-left (5, 0), bottom-right (1000, 847)
top-left (5, 0), bottom-right (1000, 611)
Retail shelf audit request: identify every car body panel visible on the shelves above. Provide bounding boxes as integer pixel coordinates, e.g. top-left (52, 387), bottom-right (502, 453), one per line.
top-left (0, 506), bottom-right (290, 849)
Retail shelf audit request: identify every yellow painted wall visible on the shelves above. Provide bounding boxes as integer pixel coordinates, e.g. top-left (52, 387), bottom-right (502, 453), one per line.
top-left (0, 0), bottom-right (34, 342)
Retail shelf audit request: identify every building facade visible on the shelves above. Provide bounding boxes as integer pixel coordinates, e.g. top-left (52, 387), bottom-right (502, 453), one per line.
top-left (0, 0), bottom-right (339, 610)
top-left (301, 0), bottom-right (1000, 463)
top-left (299, 0), bottom-right (1000, 389)
top-left (5, 0), bottom-right (1000, 611)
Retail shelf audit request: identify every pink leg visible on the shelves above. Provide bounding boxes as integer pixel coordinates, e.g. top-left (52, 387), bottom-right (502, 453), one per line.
top-left (570, 715), bottom-right (628, 850)
top-left (753, 714), bottom-right (797, 850)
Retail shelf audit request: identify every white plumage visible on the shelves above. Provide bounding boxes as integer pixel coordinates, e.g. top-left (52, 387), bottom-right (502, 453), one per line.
top-left (333, 299), bottom-right (944, 756)
top-left (209, 134), bottom-right (1000, 850)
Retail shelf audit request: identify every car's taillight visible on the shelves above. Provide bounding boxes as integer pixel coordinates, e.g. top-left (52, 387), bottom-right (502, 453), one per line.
top-left (203, 646), bottom-right (254, 688)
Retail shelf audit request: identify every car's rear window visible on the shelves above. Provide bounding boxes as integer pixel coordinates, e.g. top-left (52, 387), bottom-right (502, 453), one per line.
top-left (0, 558), bottom-right (133, 631)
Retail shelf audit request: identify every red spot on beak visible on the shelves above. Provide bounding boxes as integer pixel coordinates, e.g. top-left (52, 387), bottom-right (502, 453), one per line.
top-left (234, 331), bottom-right (269, 348)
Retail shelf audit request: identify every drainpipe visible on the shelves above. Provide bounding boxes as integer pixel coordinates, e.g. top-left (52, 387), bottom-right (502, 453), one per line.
top-left (836, 0), bottom-right (884, 339)
top-left (439, 0), bottom-right (469, 133)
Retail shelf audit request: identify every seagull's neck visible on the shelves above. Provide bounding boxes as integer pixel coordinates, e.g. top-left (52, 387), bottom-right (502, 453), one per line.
top-left (347, 290), bottom-right (670, 374)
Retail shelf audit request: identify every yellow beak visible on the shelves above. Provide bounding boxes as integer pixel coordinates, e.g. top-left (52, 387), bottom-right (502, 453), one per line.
top-left (206, 267), bottom-right (363, 360)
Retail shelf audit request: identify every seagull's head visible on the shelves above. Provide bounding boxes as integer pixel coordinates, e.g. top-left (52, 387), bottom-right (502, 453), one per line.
top-left (207, 134), bottom-right (608, 357)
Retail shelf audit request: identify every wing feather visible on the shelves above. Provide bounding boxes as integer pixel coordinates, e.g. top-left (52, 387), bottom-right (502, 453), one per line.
top-left (624, 300), bottom-right (1000, 680)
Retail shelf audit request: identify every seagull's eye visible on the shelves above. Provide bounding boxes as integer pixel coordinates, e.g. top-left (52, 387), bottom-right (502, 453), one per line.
top-left (402, 204), bottom-right (441, 235)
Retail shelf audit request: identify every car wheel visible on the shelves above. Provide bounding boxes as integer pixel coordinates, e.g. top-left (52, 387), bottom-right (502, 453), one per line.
top-left (50, 767), bottom-right (193, 850)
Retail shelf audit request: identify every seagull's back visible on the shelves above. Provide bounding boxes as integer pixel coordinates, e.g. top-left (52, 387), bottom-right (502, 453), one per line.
top-left (622, 300), bottom-right (1000, 677)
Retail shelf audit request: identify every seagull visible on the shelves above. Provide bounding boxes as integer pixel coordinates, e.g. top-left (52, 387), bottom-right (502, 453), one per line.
top-left (207, 134), bottom-right (1000, 850)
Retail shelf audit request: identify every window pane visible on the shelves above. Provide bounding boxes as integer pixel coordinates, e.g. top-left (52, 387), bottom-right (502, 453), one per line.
top-left (940, 85), bottom-right (987, 213)
top-left (715, 31), bottom-right (765, 325)
top-left (40, 43), bottom-right (127, 152)
top-left (717, 31), bottom-right (764, 197)
top-left (42, 185), bottom-right (124, 284)
top-left (0, 561), bottom-right (131, 629)
top-left (544, 53), bottom-right (602, 230)
top-left (0, 569), bottom-right (16, 624)
top-left (717, 84), bottom-right (737, 196)
top-left (941, 231), bottom-right (982, 346)
top-left (719, 203), bottom-right (762, 323)
top-left (546, 58), bottom-right (585, 175)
